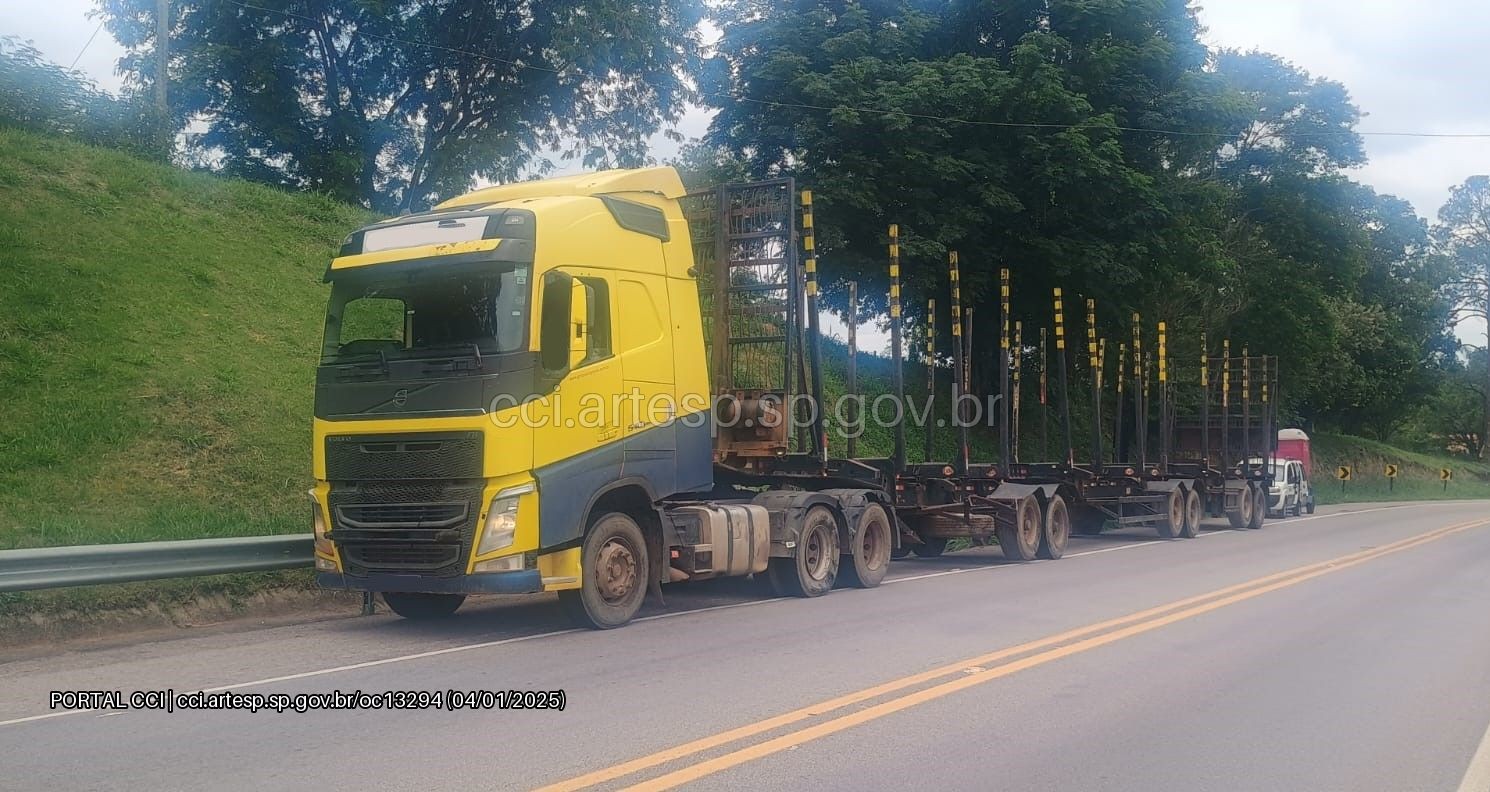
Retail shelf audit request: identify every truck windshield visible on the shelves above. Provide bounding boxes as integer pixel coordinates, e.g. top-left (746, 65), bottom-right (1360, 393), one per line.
top-left (321, 266), bottom-right (530, 363)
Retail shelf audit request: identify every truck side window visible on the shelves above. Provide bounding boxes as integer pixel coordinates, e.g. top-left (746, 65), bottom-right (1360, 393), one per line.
top-left (577, 277), bottom-right (612, 363)
top-left (540, 273), bottom-right (572, 371)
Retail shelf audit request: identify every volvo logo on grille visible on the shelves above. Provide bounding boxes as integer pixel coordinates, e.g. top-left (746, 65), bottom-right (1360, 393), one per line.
top-left (392, 388), bottom-right (409, 407)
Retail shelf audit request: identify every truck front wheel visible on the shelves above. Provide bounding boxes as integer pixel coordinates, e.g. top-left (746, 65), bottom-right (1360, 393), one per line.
top-left (383, 592), bottom-right (465, 620)
top-left (560, 511), bottom-right (649, 629)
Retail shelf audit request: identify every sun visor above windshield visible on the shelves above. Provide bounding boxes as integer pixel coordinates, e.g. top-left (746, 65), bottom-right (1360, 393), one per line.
top-left (326, 208), bottom-right (536, 280)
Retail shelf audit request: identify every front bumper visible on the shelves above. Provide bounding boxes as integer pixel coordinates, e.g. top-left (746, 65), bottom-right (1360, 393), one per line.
top-left (317, 570), bottom-right (543, 595)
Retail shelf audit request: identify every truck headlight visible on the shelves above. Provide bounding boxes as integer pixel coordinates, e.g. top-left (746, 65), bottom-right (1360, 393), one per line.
top-left (477, 483), bottom-right (534, 556)
top-left (310, 491), bottom-right (334, 558)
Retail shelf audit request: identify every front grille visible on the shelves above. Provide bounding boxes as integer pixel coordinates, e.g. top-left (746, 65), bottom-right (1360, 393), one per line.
top-left (328, 480), bottom-right (483, 578)
top-left (325, 432), bottom-right (483, 480)
top-left (336, 502), bottom-right (468, 529)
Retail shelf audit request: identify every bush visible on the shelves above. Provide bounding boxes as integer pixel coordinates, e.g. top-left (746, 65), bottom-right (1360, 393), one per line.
top-left (0, 36), bottom-right (163, 158)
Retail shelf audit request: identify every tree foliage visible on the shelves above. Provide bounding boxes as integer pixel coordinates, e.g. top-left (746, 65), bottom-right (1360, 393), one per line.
top-left (0, 36), bottom-right (161, 156)
top-left (703, 0), bottom-right (1451, 441)
top-left (99, 0), bottom-right (704, 211)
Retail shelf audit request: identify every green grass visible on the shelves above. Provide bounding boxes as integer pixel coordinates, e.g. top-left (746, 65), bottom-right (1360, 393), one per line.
top-left (1311, 432), bottom-right (1490, 505)
top-left (0, 127), bottom-right (372, 551)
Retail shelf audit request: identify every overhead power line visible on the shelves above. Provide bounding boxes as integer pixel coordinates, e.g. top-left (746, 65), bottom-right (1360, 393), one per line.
top-left (221, 0), bottom-right (1490, 141)
top-left (70, 21), bottom-right (106, 70)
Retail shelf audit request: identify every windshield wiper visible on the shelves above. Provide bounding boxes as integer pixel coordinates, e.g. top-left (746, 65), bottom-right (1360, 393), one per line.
top-left (378, 348), bottom-right (390, 375)
top-left (470, 342), bottom-right (483, 370)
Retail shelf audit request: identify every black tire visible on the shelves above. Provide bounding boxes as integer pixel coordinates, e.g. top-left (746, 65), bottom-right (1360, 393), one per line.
top-left (1226, 486), bottom-right (1252, 530)
top-left (1248, 486), bottom-right (1266, 530)
top-left (1156, 489), bottom-right (1184, 539)
top-left (911, 536), bottom-right (949, 558)
top-left (891, 545), bottom-right (912, 559)
top-left (1180, 487), bottom-right (1203, 538)
top-left (767, 505), bottom-right (839, 597)
top-left (1037, 496), bottom-right (1070, 560)
top-left (1306, 496), bottom-right (1316, 515)
top-left (383, 592), bottom-right (465, 620)
top-left (997, 497), bottom-right (1042, 562)
top-left (559, 511), bottom-right (649, 629)
top-left (841, 504), bottom-right (892, 588)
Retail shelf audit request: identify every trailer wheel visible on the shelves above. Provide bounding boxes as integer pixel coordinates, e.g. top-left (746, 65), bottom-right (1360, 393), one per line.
top-left (891, 545), bottom-right (912, 559)
top-left (559, 511), bottom-right (649, 629)
top-left (768, 505), bottom-right (839, 597)
top-left (382, 592), bottom-right (465, 620)
top-left (840, 504), bottom-right (892, 588)
top-left (911, 536), bottom-right (948, 558)
top-left (1226, 486), bottom-right (1253, 530)
top-left (1180, 487), bottom-right (1203, 538)
top-left (1037, 496), bottom-right (1070, 560)
top-left (1248, 487), bottom-right (1266, 530)
top-left (1156, 489), bottom-right (1184, 539)
top-left (997, 498), bottom-right (1042, 562)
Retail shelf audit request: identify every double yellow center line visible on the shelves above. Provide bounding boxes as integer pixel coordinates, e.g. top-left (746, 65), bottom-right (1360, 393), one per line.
top-left (539, 517), bottom-right (1488, 792)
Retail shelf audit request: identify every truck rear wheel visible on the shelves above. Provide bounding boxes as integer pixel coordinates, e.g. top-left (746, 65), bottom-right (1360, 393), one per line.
top-left (1226, 487), bottom-right (1253, 530)
top-left (383, 592), bottom-right (465, 620)
top-left (768, 505), bottom-right (839, 597)
top-left (1180, 488), bottom-right (1203, 538)
top-left (840, 504), bottom-right (892, 588)
top-left (1037, 496), bottom-right (1070, 560)
top-left (997, 498), bottom-right (1042, 562)
top-left (559, 511), bottom-right (649, 629)
top-left (1248, 487), bottom-right (1266, 530)
top-left (1156, 489), bottom-right (1184, 539)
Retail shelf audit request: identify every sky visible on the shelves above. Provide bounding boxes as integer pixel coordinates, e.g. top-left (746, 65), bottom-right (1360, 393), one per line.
top-left (4, 0), bottom-right (1488, 346)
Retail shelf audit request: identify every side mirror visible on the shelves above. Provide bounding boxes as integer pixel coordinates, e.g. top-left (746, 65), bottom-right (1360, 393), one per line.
top-left (569, 279), bottom-right (591, 370)
top-left (540, 271), bottom-right (574, 373)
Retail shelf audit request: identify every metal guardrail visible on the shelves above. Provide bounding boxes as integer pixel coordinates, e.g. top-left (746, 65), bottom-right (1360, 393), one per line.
top-left (0, 535), bottom-right (313, 593)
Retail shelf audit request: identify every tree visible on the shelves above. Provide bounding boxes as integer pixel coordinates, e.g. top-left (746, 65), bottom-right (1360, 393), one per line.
top-left (99, 0), bottom-right (703, 211)
top-left (1434, 176), bottom-right (1490, 457)
top-left (0, 36), bottom-right (158, 156)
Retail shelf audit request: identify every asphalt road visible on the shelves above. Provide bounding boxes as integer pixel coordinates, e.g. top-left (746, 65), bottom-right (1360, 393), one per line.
top-left (3, 501), bottom-right (1490, 791)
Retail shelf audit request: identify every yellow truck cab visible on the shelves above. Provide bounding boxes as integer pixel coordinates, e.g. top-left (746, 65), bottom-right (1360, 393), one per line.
top-left (312, 168), bottom-right (724, 626)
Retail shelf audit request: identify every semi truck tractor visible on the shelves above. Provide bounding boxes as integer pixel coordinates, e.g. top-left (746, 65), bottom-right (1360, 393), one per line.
top-left (310, 168), bottom-right (1072, 628)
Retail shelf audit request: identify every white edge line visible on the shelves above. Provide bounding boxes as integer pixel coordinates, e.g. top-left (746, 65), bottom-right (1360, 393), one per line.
top-left (0, 500), bottom-right (1460, 730)
top-left (1458, 712), bottom-right (1490, 792)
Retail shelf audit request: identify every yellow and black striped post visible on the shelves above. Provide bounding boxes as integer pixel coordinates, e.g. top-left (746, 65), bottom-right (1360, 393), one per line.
top-left (801, 190), bottom-right (826, 463)
top-left (1132, 313), bottom-right (1145, 469)
top-left (949, 252), bottom-right (968, 472)
top-left (1053, 288), bottom-right (1073, 464)
top-left (1222, 339), bottom-right (1231, 469)
top-left (1158, 321), bottom-right (1169, 468)
top-left (1241, 345), bottom-right (1252, 472)
top-left (1087, 298), bottom-right (1102, 469)
top-left (1012, 320), bottom-right (1023, 462)
top-left (888, 225), bottom-right (905, 469)
top-left (999, 268), bottom-right (1012, 465)
top-left (925, 297), bottom-right (936, 462)
top-left (1200, 330), bottom-right (1210, 466)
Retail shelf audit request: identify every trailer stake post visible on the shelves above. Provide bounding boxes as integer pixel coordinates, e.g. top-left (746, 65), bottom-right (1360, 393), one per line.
top-left (949, 252), bottom-right (969, 473)
top-left (1088, 299), bottom-right (1102, 471)
top-left (887, 226), bottom-right (906, 471)
top-left (1053, 288), bottom-right (1074, 465)
top-left (1000, 268), bottom-right (1012, 466)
